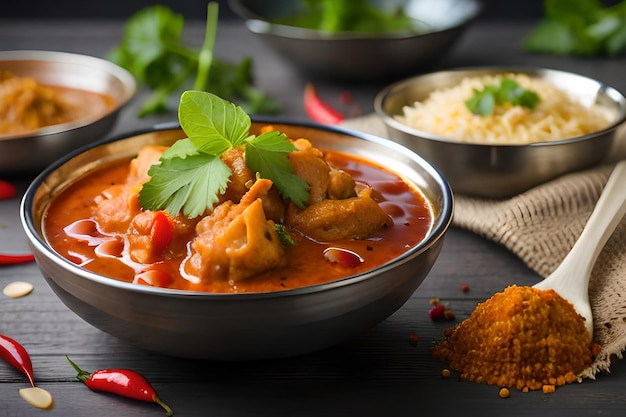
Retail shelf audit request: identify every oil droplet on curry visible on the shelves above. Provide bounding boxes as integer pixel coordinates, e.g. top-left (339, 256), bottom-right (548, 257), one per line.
top-left (44, 133), bottom-right (434, 293)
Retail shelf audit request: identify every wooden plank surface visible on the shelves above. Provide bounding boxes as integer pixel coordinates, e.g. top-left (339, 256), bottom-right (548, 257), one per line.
top-left (1, 17), bottom-right (626, 417)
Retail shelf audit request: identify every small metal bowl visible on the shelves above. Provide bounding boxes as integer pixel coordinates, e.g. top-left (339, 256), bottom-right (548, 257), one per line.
top-left (20, 120), bottom-right (453, 360)
top-left (0, 50), bottom-right (136, 174)
top-left (228, 0), bottom-right (481, 81)
top-left (375, 67), bottom-right (626, 198)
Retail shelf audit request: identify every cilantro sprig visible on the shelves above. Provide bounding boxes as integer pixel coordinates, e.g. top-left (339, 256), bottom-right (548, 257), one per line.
top-left (108, 2), bottom-right (280, 117)
top-left (523, 0), bottom-right (626, 57)
top-left (465, 79), bottom-right (541, 116)
top-left (275, 0), bottom-right (422, 34)
top-left (139, 91), bottom-right (310, 218)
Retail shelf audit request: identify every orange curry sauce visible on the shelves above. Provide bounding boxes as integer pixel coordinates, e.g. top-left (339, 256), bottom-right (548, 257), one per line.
top-left (44, 150), bottom-right (433, 293)
top-left (0, 72), bottom-right (115, 136)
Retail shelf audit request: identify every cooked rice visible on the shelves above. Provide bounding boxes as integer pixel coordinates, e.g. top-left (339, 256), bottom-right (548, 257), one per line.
top-left (396, 73), bottom-right (615, 144)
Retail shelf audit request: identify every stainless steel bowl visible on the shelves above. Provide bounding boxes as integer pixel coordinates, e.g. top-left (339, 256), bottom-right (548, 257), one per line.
top-left (228, 0), bottom-right (481, 81)
top-left (20, 120), bottom-right (453, 360)
top-left (0, 50), bottom-right (136, 174)
top-left (375, 67), bottom-right (626, 198)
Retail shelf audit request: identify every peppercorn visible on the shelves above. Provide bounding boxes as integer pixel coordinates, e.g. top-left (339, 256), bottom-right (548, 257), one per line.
top-left (461, 283), bottom-right (470, 292)
top-left (429, 305), bottom-right (446, 321)
top-left (408, 331), bottom-right (419, 346)
top-left (443, 309), bottom-right (455, 320)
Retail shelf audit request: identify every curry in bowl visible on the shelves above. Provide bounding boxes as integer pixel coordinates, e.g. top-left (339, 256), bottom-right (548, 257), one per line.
top-left (0, 50), bottom-right (136, 174)
top-left (0, 70), bottom-right (115, 137)
top-left (42, 92), bottom-right (435, 294)
top-left (22, 91), bottom-right (451, 359)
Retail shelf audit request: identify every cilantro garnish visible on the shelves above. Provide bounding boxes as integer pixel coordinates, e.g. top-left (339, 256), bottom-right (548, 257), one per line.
top-left (107, 2), bottom-right (280, 117)
top-left (523, 0), bottom-right (626, 57)
top-left (465, 79), bottom-right (541, 116)
top-left (274, 223), bottom-right (296, 247)
top-left (139, 91), bottom-right (310, 218)
top-left (274, 0), bottom-right (422, 34)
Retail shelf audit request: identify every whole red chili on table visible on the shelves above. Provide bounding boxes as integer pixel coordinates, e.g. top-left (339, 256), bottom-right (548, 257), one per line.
top-left (303, 83), bottom-right (345, 124)
top-left (66, 356), bottom-right (173, 416)
top-left (0, 253), bottom-right (35, 265)
top-left (0, 180), bottom-right (17, 200)
top-left (0, 334), bottom-right (36, 387)
top-left (0, 179), bottom-right (34, 266)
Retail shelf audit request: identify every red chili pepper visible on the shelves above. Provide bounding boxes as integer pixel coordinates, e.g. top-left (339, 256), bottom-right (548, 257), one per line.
top-left (0, 334), bottom-right (35, 387)
top-left (0, 180), bottom-right (17, 200)
top-left (150, 211), bottom-right (174, 254)
top-left (66, 356), bottom-right (173, 416)
top-left (304, 83), bottom-right (345, 124)
top-left (0, 253), bottom-right (35, 265)
top-left (338, 90), bottom-right (352, 106)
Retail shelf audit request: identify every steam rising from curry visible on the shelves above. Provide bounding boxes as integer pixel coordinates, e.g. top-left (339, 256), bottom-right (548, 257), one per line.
top-left (0, 71), bottom-right (115, 136)
top-left (44, 131), bottom-right (434, 293)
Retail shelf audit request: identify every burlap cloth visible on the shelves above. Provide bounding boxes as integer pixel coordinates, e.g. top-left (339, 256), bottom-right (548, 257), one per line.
top-left (341, 114), bottom-right (626, 379)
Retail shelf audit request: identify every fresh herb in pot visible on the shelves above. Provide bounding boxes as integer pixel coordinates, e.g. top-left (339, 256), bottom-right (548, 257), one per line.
top-left (465, 79), bottom-right (541, 116)
top-left (523, 0), bottom-right (626, 57)
top-left (273, 0), bottom-right (425, 34)
top-left (108, 2), bottom-right (280, 117)
top-left (139, 91), bottom-right (310, 218)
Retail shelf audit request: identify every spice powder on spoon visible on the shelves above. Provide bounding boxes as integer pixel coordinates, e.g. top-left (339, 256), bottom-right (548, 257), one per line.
top-left (432, 285), bottom-right (601, 392)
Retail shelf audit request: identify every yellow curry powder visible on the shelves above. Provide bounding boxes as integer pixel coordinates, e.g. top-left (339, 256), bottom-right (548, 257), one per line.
top-left (432, 285), bottom-right (596, 391)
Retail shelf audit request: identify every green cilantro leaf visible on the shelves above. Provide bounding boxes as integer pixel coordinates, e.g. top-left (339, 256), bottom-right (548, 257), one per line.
top-left (498, 79), bottom-right (541, 109)
top-left (140, 153), bottom-right (231, 218)
top-left (277, 0), bottom-right (422, 34)
top-left (245, 131), bottom-right (310, 208)
top-left (465, 86), bottom-right (496, 116)
top-left (274, 223), bottom-right (296, 247)
top-left (523, 0), bottom-right (626, 57)
top-left (178, 90), bottom-right (251, 154)
top-left (465, 79), bottom-right (541, 116)
top-left (139, 91), bottom-right (310, 217)
top-left (160, 138), bottom-right (198, 160)
top-left (108, 3), bottom-right (281, 117)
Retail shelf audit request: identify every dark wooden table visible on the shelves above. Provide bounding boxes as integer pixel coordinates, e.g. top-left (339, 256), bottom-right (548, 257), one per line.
top-left (1, 16), bottom-right (626, 417)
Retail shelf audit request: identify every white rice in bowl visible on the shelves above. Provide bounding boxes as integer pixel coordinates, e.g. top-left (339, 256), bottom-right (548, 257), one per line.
top-left (396, 73), bottom-right (616, 145)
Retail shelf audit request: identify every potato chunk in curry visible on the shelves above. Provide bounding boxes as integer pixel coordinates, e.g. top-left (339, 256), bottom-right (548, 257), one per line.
top-left (183, 179), bottom-right (285, 282)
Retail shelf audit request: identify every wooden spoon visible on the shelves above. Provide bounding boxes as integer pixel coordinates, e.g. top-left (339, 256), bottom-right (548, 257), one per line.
top-left (534, 160), bottom-right (626, 337)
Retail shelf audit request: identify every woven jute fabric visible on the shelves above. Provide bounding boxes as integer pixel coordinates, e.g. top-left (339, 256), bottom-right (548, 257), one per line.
top-left (341, 115), bottom-right (626, 378)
